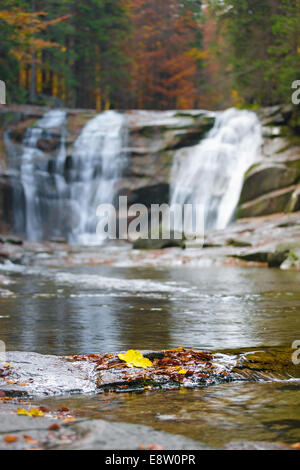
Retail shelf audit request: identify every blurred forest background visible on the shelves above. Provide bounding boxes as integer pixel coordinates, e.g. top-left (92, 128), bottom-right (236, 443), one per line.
top-left (0, 0), bottom-right (299, 110)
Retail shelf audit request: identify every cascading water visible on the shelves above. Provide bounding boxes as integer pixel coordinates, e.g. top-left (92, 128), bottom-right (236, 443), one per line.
top-left (6, 109), bottom-right (127, 244)
top-left (170, 108), bottom-right (262, 232)
top-left (18, 109), bottom-right (67, 241)
top-left (68, 111), bottom-right (127, 245)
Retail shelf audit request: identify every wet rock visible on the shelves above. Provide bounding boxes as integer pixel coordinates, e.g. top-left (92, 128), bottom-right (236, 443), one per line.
top-left (0, 352), bottom-right (97, 397)
top-left (0, 402), bottom-right (78, 450)
top-left (37, 137), bottom-right (60, 153)
top-left (268, 242), bottom-right (300, 269)
top-left (0, 400), bottom-right (211, 450)
top-left (230, 348), bottom-right (300, 381)
top-left (0, 348), bottom-right (299, 399)
top-left (63, 420), bottom-right (212, 450)
top-left (224, 441), bottom-right (292, 451)
top-left (124, 183), bottom-right (170, 208)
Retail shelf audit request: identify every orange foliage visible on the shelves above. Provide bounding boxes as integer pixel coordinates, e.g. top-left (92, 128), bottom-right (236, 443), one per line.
top-left (130, 0), bottom-right (201, 109)
top-left (0, 8), bottom-right (68, 64)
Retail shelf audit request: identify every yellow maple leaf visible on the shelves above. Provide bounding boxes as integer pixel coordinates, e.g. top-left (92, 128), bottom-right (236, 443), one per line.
top-left (17, 408), bottom-right (44, 418)
top-left (177, 367), bottom-right (187, 375)
top-left (17, 408), bottom-right (29, 416)
top-left (118, 350), bottom-right (153, 369)
top-left (28, 408), bottom-right (44, 417)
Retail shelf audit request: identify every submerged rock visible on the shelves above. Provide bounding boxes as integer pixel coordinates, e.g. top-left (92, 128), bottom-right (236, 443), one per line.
top-left (63, 420), bottom-right (211, 450)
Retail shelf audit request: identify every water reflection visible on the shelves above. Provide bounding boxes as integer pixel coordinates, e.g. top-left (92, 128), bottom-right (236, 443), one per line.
top-left (0, 266), bottom-right (299, 355)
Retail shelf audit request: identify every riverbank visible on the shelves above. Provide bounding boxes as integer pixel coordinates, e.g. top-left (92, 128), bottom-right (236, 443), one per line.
top-left (0, 210), bottom-right (299, 273)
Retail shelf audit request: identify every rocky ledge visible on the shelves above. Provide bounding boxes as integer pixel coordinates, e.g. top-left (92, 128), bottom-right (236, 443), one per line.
top-left (0, 347), bottom-right (299, 398)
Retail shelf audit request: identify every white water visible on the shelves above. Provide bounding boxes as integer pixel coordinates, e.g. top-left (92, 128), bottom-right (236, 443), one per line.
top-left (11, 110), bottom-right (127, 244)
top-left (69, 111), bottom-right (127, 245)
top-left (170, 108), bottom-right (262, 231)
top-left (20, 110), bottom-right (67, 241)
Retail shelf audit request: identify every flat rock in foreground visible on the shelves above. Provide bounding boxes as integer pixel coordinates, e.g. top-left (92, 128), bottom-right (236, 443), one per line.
top-left (1, 348), bottom-right (299, 398)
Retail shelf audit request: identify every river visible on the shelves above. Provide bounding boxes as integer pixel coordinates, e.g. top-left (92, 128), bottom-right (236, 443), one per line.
top-left (0, 255), bottom-right (299, 447)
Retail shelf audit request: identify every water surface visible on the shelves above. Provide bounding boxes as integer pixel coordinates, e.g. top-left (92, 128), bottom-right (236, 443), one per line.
top-left (1, 263), bottom-right (299, 447)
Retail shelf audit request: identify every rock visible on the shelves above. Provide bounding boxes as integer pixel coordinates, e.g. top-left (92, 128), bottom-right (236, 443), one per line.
top-left (133, 229), bottom-right (185, 250)
top-left (37, 137), bottom-right (60, 153)
top-left (226, 238), bottom-right (253, 247)
top-left (238, 186), bottom-right (297, 218)
top-left (5, 236), bottom-right (23, 246)
top-left (224, 441), bottom-right (291, 451)
top-left (0, 403), bottom-right (211, 450)
top-left (287, 186), bottom-right (300, 212)
top-left (233, 241), bottom-right (300, 270)
top-left (64, 420), bottom-right (212, 450)
top-left (280, 251), bottom-right (300, 269)
top-left (0, 175), bottom-right (23, 235)
top-left (240, 163), bottom-right (299, 204)
top-left (0, 351), bottom-right (97, 397)
top-left (124, 183), bottom-right (170, 208)
top-left (0, 348), bottom-right (298, 399)
top-left (268, 242), bottom-right (300, 269)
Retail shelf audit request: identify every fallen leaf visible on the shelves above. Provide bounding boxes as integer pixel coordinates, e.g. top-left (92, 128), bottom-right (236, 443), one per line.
top-left (17, 408), bottom-right (44, 417)
top-left (17, 408), bottom-right (29, 416)
top-left (291, 443), bottom-right (300, 450)
top-left (39, 406), bottom-right (50, 413)
top-left (61, 417), bottom-right (75, 424)
top-left (48, 423), bottom-right (61, 431)
top-left (5, 435), bottom-right (19, 443)
top-left (118, 350), bottom-right (153, 369)
top-left (23, 435), bottom-right (39, 444)
top-left (148, 444), bottom-right (165, 450)
top-left (57, 407), bottom-right (69, 413)
top-left (29, 408), bottom-right (44, 418)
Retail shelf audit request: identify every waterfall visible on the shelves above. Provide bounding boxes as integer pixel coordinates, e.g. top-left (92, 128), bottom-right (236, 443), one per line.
top-left (68, 111), bottom-right (127, 245)
top-left (170, 108), bottom-right (262, 232)
top-left (19, 110), bottom-right (67, 241)
top-left (6, 110), bottom-right (127, 244)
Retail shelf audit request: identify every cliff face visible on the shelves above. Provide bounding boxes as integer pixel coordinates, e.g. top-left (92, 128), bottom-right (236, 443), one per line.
top-left (0, 104), bottom-right (299, 238)
top-left (0, 106), bottom-right (215, 236)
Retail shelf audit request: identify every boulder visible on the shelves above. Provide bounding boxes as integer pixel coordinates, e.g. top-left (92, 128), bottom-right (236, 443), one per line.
top-left (238, 186), bottom-right (297, 218)
top-left (240, 163), bottom-right (299, 204)
top-left (268, 242), bottom-right (300, 269)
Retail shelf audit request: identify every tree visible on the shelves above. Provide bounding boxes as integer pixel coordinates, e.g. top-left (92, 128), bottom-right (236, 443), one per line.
top-left (130, 0), bottom-right (204, 109)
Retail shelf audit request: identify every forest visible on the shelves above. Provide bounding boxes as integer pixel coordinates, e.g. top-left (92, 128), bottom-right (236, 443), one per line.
top-left (0, 0), bottom-right (299, 110)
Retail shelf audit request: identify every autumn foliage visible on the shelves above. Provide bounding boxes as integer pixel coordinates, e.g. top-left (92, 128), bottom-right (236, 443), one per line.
top-left (129, 0), bottom-right (203, 109)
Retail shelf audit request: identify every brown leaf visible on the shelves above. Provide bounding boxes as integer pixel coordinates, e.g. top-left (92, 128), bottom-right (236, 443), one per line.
top-left (57, 407), bottom-right (69, 413)
top-left (48, 423), bottom-right (61, 431)
top-left (39, 406), bottom-right (51, 413)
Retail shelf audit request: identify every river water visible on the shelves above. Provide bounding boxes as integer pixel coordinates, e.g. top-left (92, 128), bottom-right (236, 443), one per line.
top-left (0, 258), bottom-right (299, 447)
